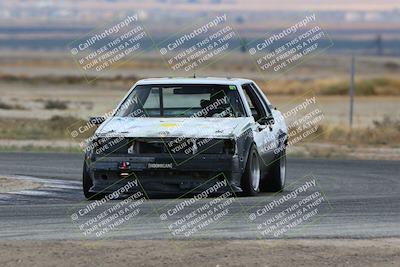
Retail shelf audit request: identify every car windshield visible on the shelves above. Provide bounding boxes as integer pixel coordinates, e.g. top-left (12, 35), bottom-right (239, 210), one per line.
top-left (114, 84), bottom-right (246, 118)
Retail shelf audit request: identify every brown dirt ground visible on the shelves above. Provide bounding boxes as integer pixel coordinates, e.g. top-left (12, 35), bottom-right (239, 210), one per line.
top-left (0, 177), bottom-right (41, 193)
top-left (0, 238), bottom-right (399, 267)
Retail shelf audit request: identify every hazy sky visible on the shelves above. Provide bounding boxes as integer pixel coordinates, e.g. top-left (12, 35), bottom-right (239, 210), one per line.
top-left (1, 0), bottom-right (400, 12)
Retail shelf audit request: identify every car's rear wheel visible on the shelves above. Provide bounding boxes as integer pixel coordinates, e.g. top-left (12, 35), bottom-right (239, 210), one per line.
top-left (261, 149), bottom-right (286, 192)
top-left (241, 145), bottom-right (261, 196)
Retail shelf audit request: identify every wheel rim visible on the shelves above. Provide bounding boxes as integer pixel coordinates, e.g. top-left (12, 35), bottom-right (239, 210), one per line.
top-left (251, 152), bottom-right (260, 191)
top-left (280, 153), bottom-right (286, 187)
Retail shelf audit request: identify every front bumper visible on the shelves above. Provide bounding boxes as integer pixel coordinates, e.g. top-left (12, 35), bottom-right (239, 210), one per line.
top-left (87, 153), bottom-right (243, 195)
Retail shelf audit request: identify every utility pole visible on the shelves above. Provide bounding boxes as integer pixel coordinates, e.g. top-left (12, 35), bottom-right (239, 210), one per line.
top-left (376, 34), bottom-right (383, 56)
top-left (349, 54), bottom-right (355, 128)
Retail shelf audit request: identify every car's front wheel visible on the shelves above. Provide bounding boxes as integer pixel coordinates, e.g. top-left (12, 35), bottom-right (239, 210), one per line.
top-left (241, 145), bottom-right (261, 196)
top-left (83, 161), bottom-right (95, 199)
top-left (261, 149), bottom-right (286, 192)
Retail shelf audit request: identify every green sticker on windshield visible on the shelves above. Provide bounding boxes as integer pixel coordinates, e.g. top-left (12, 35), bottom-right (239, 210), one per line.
top-left (229, 85), bottom-right (236, 90)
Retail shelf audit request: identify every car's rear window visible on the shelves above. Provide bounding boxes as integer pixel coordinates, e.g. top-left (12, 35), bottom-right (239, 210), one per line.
top-left (114, 84), bottom-right (245, 118)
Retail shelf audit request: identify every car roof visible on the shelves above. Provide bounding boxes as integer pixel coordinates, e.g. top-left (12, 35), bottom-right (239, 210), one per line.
top-left (135, 77), bottom-right (254, 86)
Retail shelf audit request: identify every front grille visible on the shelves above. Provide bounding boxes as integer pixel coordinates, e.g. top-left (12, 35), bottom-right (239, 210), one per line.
top-left (94, 137), bottom-right (233, 155)
top-left (93, 137), bottom-right (130, 155)
top-left (137, 139), bottom-right (169, 154)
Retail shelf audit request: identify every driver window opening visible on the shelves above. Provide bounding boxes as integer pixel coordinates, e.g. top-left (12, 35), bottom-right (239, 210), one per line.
top-left (242, 83), bottom-right (266, 121)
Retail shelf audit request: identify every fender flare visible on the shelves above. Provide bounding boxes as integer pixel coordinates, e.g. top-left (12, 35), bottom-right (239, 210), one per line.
top-left (236, 128), bottom-right (255, 172)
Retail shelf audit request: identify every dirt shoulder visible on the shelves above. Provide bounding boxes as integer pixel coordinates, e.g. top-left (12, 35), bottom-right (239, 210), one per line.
top-left (0, 176), bottom-right (41, 193)
top-left (0, 238), bottom-right (399, 267)
top-left (290, 143), bottom-right (400, 160)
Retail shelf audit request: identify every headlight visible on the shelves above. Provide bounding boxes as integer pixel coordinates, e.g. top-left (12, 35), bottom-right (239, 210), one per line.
top-left (223, 139), bottom-right (235, 154)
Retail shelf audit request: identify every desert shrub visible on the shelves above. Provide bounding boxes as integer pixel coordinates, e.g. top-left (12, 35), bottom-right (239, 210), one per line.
top-left (0, 101), bottom-right (27, 110)
top-left (44, 100), bottom-right (68, 110)
top-left (0, 101), bottom-right (12, 109)
top-left (384, 61), bottom-right (399, 70)
top-left (321, 82), bottom-right (348, 95)
top-left (355, 80), bottom-right (375, 95)
top-left (373, 115), bottom-right (400, 131)
top-left (48, 115), bottom-right (80, 130)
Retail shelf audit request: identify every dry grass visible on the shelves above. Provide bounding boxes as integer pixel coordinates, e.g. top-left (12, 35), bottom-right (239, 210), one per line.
top-left (315, 116), bottom-right (400, 146)
top-left (0, 71), bottom-right (399, 96)
top-left (0, 116), bottom-right (89, 140)
top-left (0, 73), bottom-right (139, 89)
top-left (256, 77), bottom-right (400, 96)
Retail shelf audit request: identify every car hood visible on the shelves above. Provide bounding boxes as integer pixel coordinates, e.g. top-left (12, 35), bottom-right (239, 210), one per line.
top-left (96, 117), bottom-right (253, 139)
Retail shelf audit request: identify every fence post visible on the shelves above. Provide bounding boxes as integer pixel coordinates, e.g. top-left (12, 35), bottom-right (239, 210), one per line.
top-left (349, 54), bottom-right (355, 127)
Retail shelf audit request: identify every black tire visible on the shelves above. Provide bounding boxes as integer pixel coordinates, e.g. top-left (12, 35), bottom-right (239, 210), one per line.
top-left (83, 161), bottom-right (103, 200)
top-left (261, 149), bottom-right (286, 192)
top-left (241, 145), bottom-right (261, 196)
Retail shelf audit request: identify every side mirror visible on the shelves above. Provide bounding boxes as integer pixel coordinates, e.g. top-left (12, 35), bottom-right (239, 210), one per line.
top-left (89, 116), bottom-right (106, 125)
top-left (267, 116), bottom-right (275, 125)
top-left (259, 116), bottom-right (274, 125)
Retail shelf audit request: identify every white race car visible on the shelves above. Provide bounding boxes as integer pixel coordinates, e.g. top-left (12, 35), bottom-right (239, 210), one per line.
top-left (83, 77), bottom-right (288, 198)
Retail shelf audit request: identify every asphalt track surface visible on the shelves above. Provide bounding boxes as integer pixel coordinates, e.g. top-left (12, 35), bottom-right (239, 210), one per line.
top-left (0, 152), bottom-right (399, 240)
